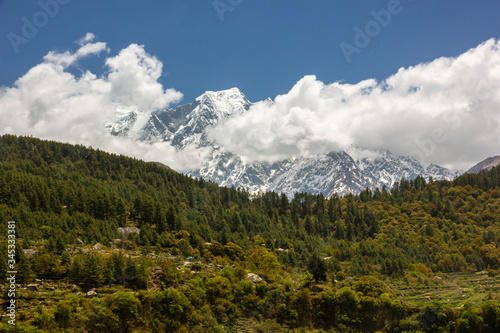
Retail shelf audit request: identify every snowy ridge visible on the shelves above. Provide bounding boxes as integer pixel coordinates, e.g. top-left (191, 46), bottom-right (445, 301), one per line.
top-left (107, 88), bottom-right (462, 198)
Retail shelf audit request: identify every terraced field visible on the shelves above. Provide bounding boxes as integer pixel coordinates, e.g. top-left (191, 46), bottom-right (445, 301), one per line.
top-left (388, 271), bottom-right (500, 307)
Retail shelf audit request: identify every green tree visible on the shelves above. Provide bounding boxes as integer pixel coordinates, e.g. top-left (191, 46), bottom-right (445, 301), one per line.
top-left (114, 291), bottom-right (140, 332)
top-left (247, 246), bottom-right (282, 279)
top-left (17, 252), bottom-right (35, 283)
top-left (224, 242), bottom-right (245, 261)
top-left (354, 275), bottom-right (392, 298)
top-left (308, 254), bottom-right (327, 282)
top-left (83, 253), bottom-right (104, 288)
top-left (304, 216), bottom-right (314, 234)
top-left (161, 289), bottom-right (192, 332)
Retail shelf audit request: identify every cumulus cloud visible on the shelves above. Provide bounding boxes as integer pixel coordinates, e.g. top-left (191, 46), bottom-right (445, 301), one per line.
top-left (0, 34), bottom-right (207, 171)
top-left (105, 44), bottom-right (182, 111)
top-left (78, 32), bottom-right (96, 46)
top-left (2, 36), bottom-right (499, 172)
top-left (208, 39), bottom-right (500, 170)
top-left (43, 33), bottom-right (109, 67)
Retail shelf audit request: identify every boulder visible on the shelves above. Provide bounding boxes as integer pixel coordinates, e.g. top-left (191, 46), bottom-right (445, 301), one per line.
top-left (23, 249), bottom-right (37, 257)
top-left (27, 284), bottom-right (39, 291)
top-left (117, 227), bottom-right (140, 238)
top-left (86, 288), bottom-right (98, 297)
top-left (246, 273), bottom-right (263, 283)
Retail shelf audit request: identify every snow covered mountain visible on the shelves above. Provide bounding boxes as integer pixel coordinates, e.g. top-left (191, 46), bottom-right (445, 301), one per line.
top-left (106, 87), bottom-right (251, 147)
top-left (106, 88), bottom-right (461, 197)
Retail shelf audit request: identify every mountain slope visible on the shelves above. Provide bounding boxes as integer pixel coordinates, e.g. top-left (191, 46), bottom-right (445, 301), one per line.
top-left (466, 155), bottom-right (500, 174)
top-left (2, 135), bottom-right (500, 333)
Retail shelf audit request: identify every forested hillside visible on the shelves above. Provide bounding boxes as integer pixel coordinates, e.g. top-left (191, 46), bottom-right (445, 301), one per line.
top-left (0, 135), bottom-right (499, 332)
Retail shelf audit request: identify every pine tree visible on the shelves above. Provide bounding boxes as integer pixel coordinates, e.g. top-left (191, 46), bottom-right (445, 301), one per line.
top-left (166, 206), bottom-right (177, 231)
top-left (305, 216), bottom-right (314, 234)
top-left (104, 257), bottom-right (116, 286)
top-left (69, 256), bottom-right (84, 284)
top-left (83, 253), bottom-right (104, 288)
top-left (308, 254), bottom-right (327, 282)
top-left (17, 252), bottom-right (35, 283)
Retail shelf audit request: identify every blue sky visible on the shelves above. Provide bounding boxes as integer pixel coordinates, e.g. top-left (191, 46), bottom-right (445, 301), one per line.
top-left (0, 0), bottom-right (500, 171)
top-left (1, 0), bottom-right (499, 103)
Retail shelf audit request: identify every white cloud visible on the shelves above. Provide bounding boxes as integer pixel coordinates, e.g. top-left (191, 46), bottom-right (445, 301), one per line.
top-left (1, 36), bottom-right (499, 172)
top-left (43, 36), bottom-right (109, 67)
top-left (78, 32), bottom-right (96, 46)
top-left (0, 34), bottom-right (204, 171)
top-left (104, 44), bottom-right (183, 111)
top-left (207, 39), bottom-right (500, 170)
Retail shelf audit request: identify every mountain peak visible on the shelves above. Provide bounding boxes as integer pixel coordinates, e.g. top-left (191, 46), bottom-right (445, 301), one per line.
top-left (195, 87), bottom-right (247, 103)
top-left (192, 87), bottom-right (251, 119)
